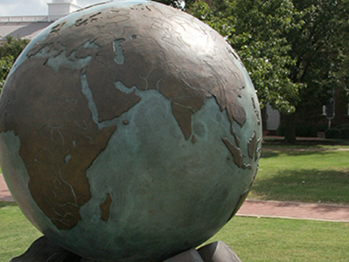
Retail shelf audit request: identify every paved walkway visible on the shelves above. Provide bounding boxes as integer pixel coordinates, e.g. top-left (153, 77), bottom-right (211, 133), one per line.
top-left (1, 174), bottom-right (349, 222)
top-left (0, 174), bottom-right (15, 202)
top-left (237, 200), bottom-right (349, 222)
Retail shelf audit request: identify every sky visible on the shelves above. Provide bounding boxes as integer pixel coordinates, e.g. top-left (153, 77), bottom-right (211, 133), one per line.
top-left (0, 0), bottom-right (112, 17)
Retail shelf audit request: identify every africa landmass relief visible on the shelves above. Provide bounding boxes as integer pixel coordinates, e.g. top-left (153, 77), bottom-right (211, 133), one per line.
top-left (0, 2), bottom-right (261, 259)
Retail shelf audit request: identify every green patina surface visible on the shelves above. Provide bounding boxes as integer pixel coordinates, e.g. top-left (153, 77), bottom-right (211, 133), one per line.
top-left (0, 1), bottom-right (262, 261)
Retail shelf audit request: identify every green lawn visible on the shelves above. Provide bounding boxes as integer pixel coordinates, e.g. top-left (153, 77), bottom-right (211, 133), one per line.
top-left (0, 203), bottom-right (42, 261)
top-left (1, 145), bottom-right (349, 261)
top-left (205, 216), bottom-right (349, 262)
top-left (1, 203), bottom-right (349, 262)
top-left (249, 149), bottom-right (349, 204)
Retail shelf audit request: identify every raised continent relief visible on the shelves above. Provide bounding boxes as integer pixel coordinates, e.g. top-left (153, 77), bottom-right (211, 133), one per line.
top-left (0, 3), bottom-right (251, 230)
top-left (27, 4), bottom-right (247, 140)
top-left (0, 61), bottom-right (118, 229)
top-left (0, 2), bottom-right (262, 261)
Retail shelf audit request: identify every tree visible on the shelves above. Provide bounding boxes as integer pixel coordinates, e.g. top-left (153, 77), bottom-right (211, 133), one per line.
top-left (188, 0), bottom-right (301, 114)
top-left (0, 36), bottom-right (29, 59)
top-left (0, 55), bottom-right (13, 92)
top-left (333, 0), bottom-right (349, 99)
top-left (153, 0), bottom-right (186, 9)
top-left (187, 0), bottom-right (348, 143)
top-left (283, 0), bottom-right (345, 142)
top-left (0, 36), bottom-right (29, 91)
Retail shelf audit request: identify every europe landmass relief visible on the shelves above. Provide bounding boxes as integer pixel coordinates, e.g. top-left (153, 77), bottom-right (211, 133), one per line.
top-left (0, 3), bottom-right (260, 230)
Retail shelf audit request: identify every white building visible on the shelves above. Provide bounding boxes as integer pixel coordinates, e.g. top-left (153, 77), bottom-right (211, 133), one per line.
top-left (48, 0), bottom-right (81, 22)
top-left (0, 0), bottom-right (82, 43)
top-left (265, 103), bottom-right (280, 132)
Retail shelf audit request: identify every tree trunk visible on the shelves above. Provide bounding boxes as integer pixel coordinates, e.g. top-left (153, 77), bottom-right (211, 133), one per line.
top-left (284, 113), bottom-right (297, 144)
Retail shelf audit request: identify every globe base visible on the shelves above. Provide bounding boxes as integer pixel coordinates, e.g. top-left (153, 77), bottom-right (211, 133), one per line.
top-left (11, 237), bottom-right (242, 262)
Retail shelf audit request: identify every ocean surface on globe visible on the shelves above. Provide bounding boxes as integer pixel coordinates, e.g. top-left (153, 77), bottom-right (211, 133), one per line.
top-left (0, 1), bottom-right (262, 261)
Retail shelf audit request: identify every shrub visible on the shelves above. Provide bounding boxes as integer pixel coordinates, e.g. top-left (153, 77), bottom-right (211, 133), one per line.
top-left (295, 124), bottom-right (313, 137)
top-left (325, 128), bottom-right (342, 139)
top-left (276, 124), bottom-right (322, 137)
top-left (336, 124), bottom-right (349, 129)
top-left (339, 127), bottom-right (349, 139)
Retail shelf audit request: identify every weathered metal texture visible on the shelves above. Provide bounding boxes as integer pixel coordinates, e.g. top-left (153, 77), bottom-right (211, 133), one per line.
top-left (11, 237), bottom-right (241, 262)
top-left (198, 241), bottom-right (243, 262)
top-left (0, 1), bottom-right (262, 261)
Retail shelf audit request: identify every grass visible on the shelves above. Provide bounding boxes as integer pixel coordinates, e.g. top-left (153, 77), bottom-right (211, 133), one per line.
top-left (0, 203), bottom-right (42, 261)
top-left (1, 203), bottom-right (349, 262)
top-left (1, 144), bottom-right (349, 261)
top-left (249, 149), bottom-right (349, 204)
top-left (205, 216), bottom-right (349, 262)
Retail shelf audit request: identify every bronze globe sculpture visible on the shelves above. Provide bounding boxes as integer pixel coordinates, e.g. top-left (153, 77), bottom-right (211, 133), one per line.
top-left (0, 1), bottom-right (262, 261)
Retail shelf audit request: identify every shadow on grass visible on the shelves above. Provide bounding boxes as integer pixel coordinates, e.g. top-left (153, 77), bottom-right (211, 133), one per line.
top-left (261, 150), bottom-right (280, 158)
top-left (261, 149), bottom-right (338, 158)
top-left (0, 201), bottom-right (17, 208)
top-left (251, 169), bottom-right (349, 204)
top-left (263, 137), bottom-right (349, 146)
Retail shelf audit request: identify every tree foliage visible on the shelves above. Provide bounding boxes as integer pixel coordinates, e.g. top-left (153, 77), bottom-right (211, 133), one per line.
top-left (188, 0), bottom-right (301, 114)
top-left (0, 55), bottom-right (14, 92)
top-left (283, 0), bottom-right (346, 142)
top-left (186, 0), bottom-right (348, 143)
top-left (333, 0), bottom-right (349, 98)
top-left (0, 36), bottom-right (29, 59)
top-left (1, 2), bottom-right (348, 143)
top-left (0, 36), bottom-right (29, 91)
top-left (289, 0), bottom-right (343, 108)
top-left (153, 0), bottom-right (186, 9)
